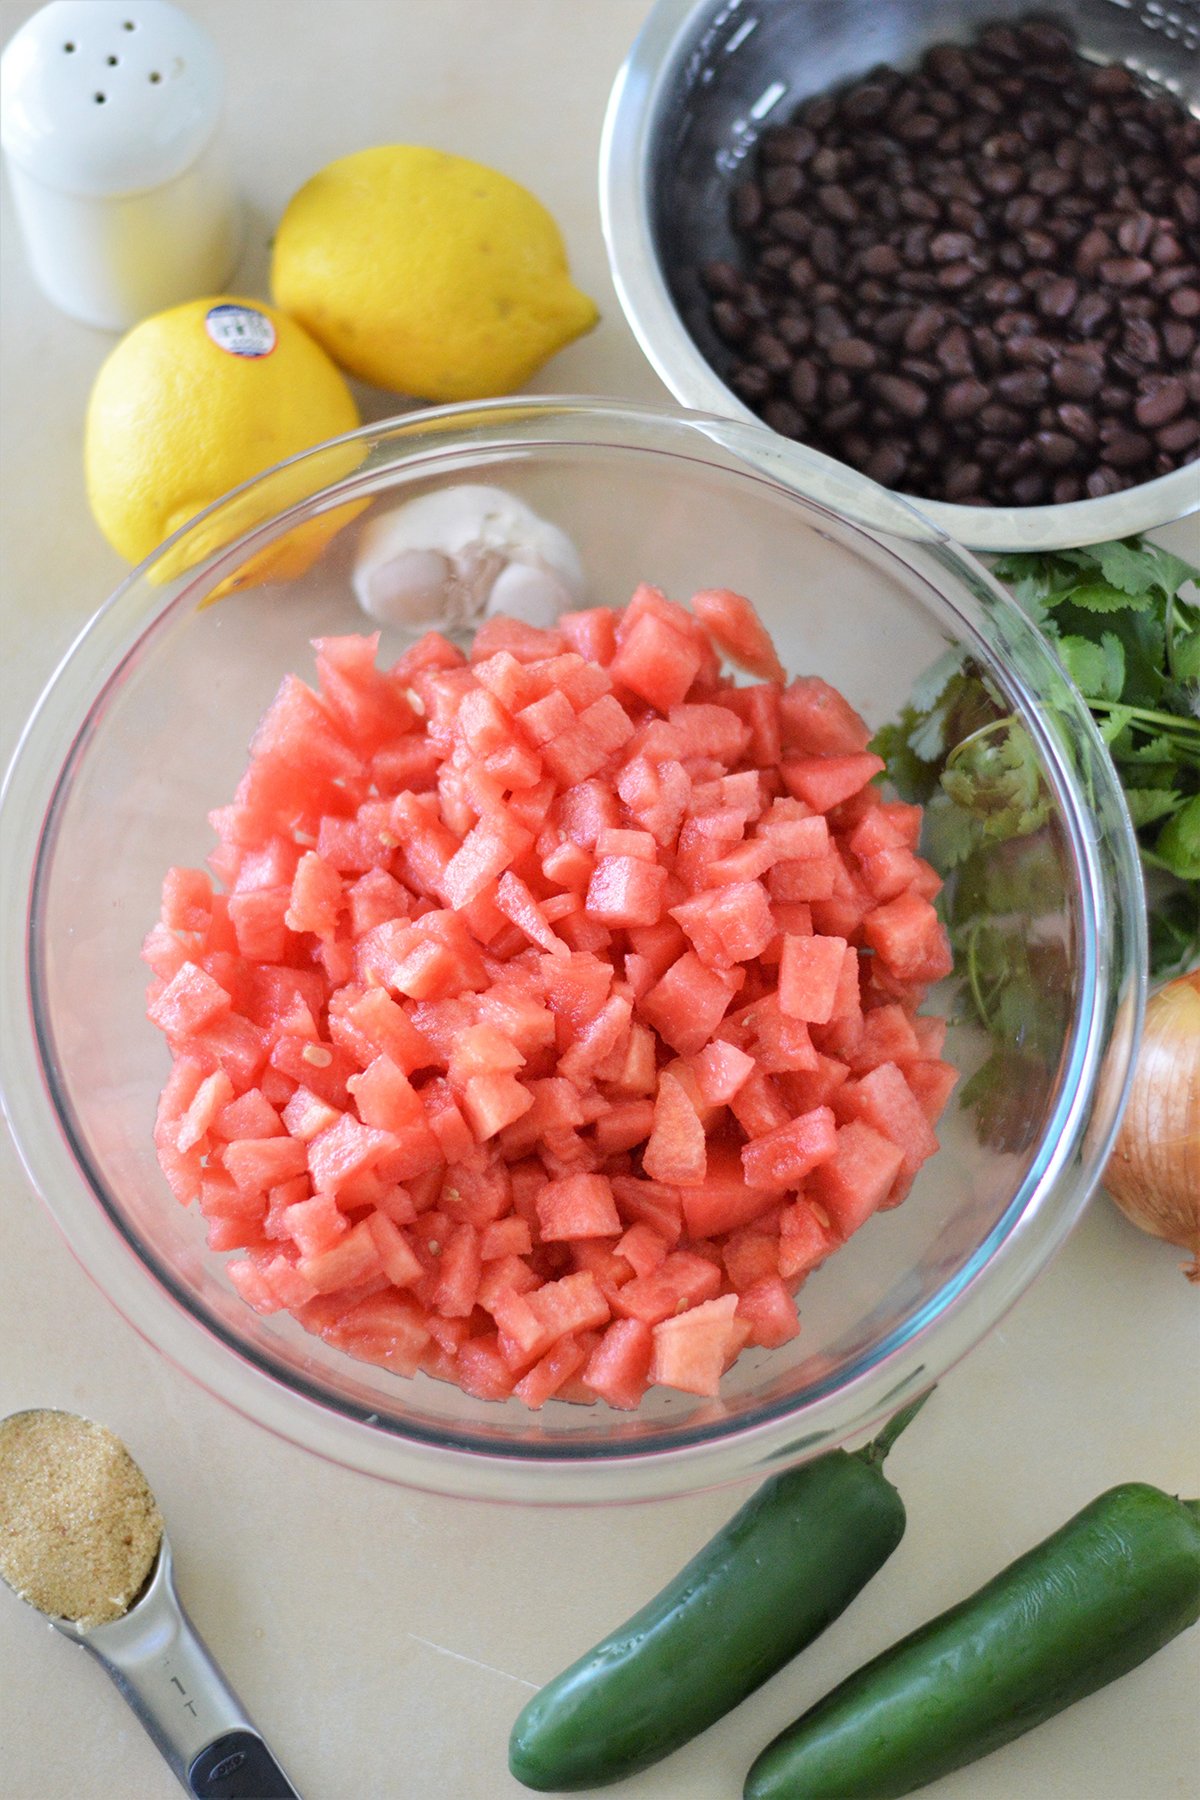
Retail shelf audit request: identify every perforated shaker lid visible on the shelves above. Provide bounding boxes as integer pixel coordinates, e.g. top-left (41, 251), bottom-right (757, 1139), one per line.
top-left (0, 0), bottom-right (223, 197)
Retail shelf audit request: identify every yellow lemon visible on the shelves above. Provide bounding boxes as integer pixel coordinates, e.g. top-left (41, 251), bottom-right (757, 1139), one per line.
top-left (271, 146), bottom-right (599, 402)
top-left (84, 298), bottom-right (362, 586)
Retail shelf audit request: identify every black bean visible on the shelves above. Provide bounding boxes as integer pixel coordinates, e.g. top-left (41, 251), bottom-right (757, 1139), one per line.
top-left (842, 80), bottom-right (891, 124)
top-left (749, 331), bottom-right (792, 375)
top-left (712, 300), bottom-right (748, 344)
top-left (1057, 403), bottom-right (1099, 445)
top-left (777, 314), bottom-right (812, 349)
top-left (1012, 470), bottom-right (1049, 504)
top-left (1071, 291), bottom-right (1113, 335)
top-left (936, 326), bottom-right (975, 375)
top-left (1005, 195), bottom-right (1043, 233)
top-left (763, 165), bottom-right (804, 208)
top-left (828, 337), bottom-right (878, 371)
top-left (1104, 429), bottom-right (1154, 467)
top-left (1150, 234), bottom-right (1183, 268)
top-left (1074, 229), bottom-right (1113, 276)
top-left (1099, 257), bottom-right (1154, 288)
top-left (936, 261), bottom-right (977, 291)
top-left (810, 227), bottom-right (840, 275)
top-left (702, 261), bottom-right (743, 298)
top-left (1163, 321), bottom-right (1196, 361)
top-left (1123, 319), bottom-right (1162, 365)
top-left (930, 230), bottom-right (975, 263)
top-left (761, 126), bottom-right (817, 165)
top-left (860, 244), bottom-right (902, 277)
top-left (864, 441), bottom-right (909, 485)
top-left (825, 400), bottom-right (865, 433)
top-left (770, 208), bottom-right (811, 246)
top-left (1117, 212), bottom-right (1155, 256)
top-left (731, 365), bottom-right (772, 405)
top-left (924, 44), bottom-right (972, 89)
top-left (997, 368), bottom-right (1049, 405)
top-left (1175, 185), bottom-right (1200, 229)
top-left (942, 460), bottom-right (985, 500)
top-left (1086, 464), bottom-right (1124, 497)
top-left (1032, 430), bottom-right (1078, 468)
top-left (1135, 378), bottom-right (1187, 429)
top-left (899, 188), bottom-right (940, 222)
top-left (904, 307), bottom-right (946, 353)
top-left (788, 360), bottom-right (820, 409)
top-left (979, 402), bottom-right (1024, 436)
top-left (871, 373), bottom-right (929, 419)
top-left (817, 185), bottom-right (859, 224)
top-left (763, 399), bottom-right (804, 436)
top-left (941, 377), bottom-right (989, 421)
top-left (1037, 278), bottom-right (1078, 320)
top-left (1169, 288), bottom-right (1200, 319)
top-left (824, 370), bottom-right (854, 406)
top-left (1158, 416), bottom-right (1200, 453)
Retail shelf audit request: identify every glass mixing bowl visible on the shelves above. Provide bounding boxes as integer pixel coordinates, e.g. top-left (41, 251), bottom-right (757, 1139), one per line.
top-left (0, 399), bottom-right (1144, 1503)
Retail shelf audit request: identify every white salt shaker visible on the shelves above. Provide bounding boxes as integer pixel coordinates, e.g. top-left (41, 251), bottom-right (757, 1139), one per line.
top-left (0, 0), bottom-right (240, 330)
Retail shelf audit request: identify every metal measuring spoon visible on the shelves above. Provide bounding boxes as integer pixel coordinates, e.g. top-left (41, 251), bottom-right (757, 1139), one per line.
top-left (0, 1410), bottom-right (299, 1799)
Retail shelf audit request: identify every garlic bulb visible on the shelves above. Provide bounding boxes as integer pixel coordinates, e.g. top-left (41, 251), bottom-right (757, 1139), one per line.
top-left (1104, 970), bottom-right (1200, 1281)
top-left (352, 485), bottom-right (585, 635)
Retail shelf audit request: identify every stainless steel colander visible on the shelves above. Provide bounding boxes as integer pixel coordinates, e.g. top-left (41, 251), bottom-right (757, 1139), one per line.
top-left (600, 0), bottom-right (1200, 551)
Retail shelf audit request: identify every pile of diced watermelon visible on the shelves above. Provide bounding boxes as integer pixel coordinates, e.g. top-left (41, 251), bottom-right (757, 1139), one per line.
top-left (145, 583), bottom-right (955, 1410)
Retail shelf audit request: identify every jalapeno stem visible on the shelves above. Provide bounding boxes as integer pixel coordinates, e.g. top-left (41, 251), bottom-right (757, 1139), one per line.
top-left (858, 1390), bottom-right (934, 1467)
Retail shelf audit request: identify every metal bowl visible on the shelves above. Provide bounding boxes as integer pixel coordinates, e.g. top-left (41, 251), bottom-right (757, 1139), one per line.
top-left (600, 0), bottom-right (1200, 552)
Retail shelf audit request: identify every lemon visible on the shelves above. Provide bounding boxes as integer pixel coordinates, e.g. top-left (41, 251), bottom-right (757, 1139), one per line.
top-left (271, 146), bottom-right (599, 402)
top-left (84, 298), bottom-right (362, 585)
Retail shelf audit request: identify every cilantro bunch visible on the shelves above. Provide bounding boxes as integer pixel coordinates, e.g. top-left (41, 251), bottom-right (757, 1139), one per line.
top-left (878, 537), bottom-right (1199, 981)
top-left (875, 538), bottom-right (1198, 1150)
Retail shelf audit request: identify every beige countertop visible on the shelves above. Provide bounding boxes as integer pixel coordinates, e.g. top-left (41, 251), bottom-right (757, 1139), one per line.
top-left (1, 3), bottom-right (1198, 1797)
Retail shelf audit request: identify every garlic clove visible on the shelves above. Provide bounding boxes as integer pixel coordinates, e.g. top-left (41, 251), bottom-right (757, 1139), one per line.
top-left (352, 483), bottom-right (585, 636)
top-left (358, 547), bottom-right (453, 628)
top-left (487, 559), bottom-right (578, 627)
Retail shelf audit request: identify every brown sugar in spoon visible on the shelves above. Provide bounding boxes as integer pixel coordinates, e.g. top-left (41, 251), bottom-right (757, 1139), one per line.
top-left (0, 1409), bottom-right (299, 1798)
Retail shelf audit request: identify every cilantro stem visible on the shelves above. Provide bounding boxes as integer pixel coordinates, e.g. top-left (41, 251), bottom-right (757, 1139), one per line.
top-left (1088, 699), bottom-right (1200, 741)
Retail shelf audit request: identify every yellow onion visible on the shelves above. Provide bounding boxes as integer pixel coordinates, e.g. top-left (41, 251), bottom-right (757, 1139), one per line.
top-left (1104, 970), bottom-right (1200, 1280)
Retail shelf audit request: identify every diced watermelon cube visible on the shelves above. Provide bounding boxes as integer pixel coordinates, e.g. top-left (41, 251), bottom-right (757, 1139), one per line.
top-left (147, 961), bottom-right (232, 1038)
top-left (780, 677), bottom-right (872, 755)
top-left (779, 933), bottom-right (848, 1024)
top-left (679, 1146), bottom-right (777, 1237)
top-left (643, 1072), bottom-right (707, 1187)
top-left (650, 1293), bottom-right (740, 1396)
top-left (741, 1106), bottom-right (839, 1190)
top-left (638, 952), bottom-right (742, 1057)
top-left (777, 1198), bottom-right (835, 1280)
top-left (783, 754), bottom-right (885, 812)
top-left (514, 1334), bottom-right (589, 1409)
top-left (537, 1172), bottom-right (621, 1241)
top-left (613, 1250), bottom-right (722, 1325)
top-left (582, 1318), bottom-right (653, 1410)
top-left (690, 588), bottom-right (786, 682)
top-left (862, 891), bottom-right (954, 984)
top-left (585, 855), bottom-right (668, 928)
top-left (736, 1275), bottom-right (800, 1348)
top-left (610, 611), bottom-right (703, 713)
top-left (810, 1119), bottom-right (905, 1237)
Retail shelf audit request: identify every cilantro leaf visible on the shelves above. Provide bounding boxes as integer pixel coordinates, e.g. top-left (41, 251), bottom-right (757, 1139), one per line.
top-left (1058, 580), bottom-right (1154, 615)
top-left (1057, 631), bottom-right (1124, 702)
top-left (1124, 787), bottom-right (1183, 829)
top-left (1091, 540), bottom-right (1184, 599)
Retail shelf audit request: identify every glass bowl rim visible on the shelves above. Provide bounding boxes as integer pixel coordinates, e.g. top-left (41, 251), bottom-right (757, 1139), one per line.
top-left (0, 395), bottom-right (1146, 1503)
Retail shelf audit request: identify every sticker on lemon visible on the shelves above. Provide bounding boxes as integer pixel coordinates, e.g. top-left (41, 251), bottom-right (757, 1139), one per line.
top-left (84, 299), bottom-right (364, 590)
top-left (271, 146), bottom-right (599, 401)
